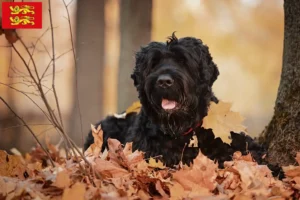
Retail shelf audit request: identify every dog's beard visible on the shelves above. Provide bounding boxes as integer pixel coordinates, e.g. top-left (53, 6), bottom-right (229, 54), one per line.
top-left (144, 76), bottom-right (199, 137)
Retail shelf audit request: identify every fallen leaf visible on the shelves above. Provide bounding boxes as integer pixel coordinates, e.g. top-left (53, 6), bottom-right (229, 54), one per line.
top-left (283, 165), bottom-right (300, 177)
top-left (107, 138), bottom-right (129, 169)
top-left (172, 152), bottom-right (218, 191)
top-left (148, 157), bottom-right (166, 169)
top-left (122, 142), bottom-right (144, 167)
top-left (54, 170), bottom-right (71, 189)
top-left (123, 142), bottom-right (133, 156)
top-left (94, 158), bottom-right (129, 178)
top-left (155, 180), bottom-right (169, 198)
top-left (0, 176), bottom-right (16, 196)
top-left (168, 181), bottom-right (185, 200)
top-left (0, 150), bottom-right (27, 179)
top-left (84, 124), bottom-right (104, 157)
top-left (126, 101), bottom-right (142, 114)
top-left (188, 134), bottom-right (198, 147)
top-left (203, 101), bottom-right (247, 143)
top-left (62, 182), bottom-right (86, 200)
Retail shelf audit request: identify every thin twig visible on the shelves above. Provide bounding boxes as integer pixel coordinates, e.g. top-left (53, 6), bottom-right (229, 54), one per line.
top-left (12, 45), bottom-right (38, 85)
top-left (0, 97), bottom-right (55, 167)
top-left (10, 67), bottom-right (31, 79)
top-left (7, 46), bottom-right (13, 78)
top-left (13, 42), bottom-right (62, 130)
top-left (66, 0), bottom-right (74, 7)
top-left (62, 0), bottom-right (84, 150)
top-left (0, 123), bottom-right (53, 131)
top-left (43, 69), bottom-right (63, 79)
top-left (27, 28), bottom-right (51, 66)
top-left (36, 126), bottom-right (56, 137)
top-left (40, 49), bottom-right (72, 80)
top-left (18, 38), bottom-right (41, 81)
top-left (47, 0), bottom-right (64, 130)
top-left (0, 82), bottom-right (52, 122)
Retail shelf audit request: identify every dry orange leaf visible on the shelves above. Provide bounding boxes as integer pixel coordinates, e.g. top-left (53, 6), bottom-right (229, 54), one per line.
top-left (0, 150), bottom-right (27, 179)
top-left (84, 125), bottom-right (103, 157)
top-left (203, 101), bottom-right (247, 143)
top-left (0, 177), bottom-right (17, 196)
top-left (94, 158), bottom-right (129, 178)
top-left (108, 138), bottom-right (130, 168)
top-left (54, 170), bottom-right (71, 189)
top-left (62, 182), bottom-right (86, 200)
top-left (123, 142), bottom-right (133, 156)
top-left (168, 181), bottom-right (185, 200)
top-left (172, 152), bottom-right (218, 192)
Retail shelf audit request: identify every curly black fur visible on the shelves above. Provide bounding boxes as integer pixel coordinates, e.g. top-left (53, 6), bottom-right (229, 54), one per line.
top-left (84, 33), bottom-right (283, 178)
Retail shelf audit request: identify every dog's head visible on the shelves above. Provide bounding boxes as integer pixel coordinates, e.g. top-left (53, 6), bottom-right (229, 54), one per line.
top-left (131, 33), bottom-right (219, 136)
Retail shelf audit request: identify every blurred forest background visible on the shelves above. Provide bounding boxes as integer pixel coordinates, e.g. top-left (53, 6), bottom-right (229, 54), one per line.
top-left (0, 0), bottom-right (284, 153)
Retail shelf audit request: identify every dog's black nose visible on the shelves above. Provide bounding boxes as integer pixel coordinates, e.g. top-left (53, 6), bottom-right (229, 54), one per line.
top-left (156, 74), bottom-right (174, 88)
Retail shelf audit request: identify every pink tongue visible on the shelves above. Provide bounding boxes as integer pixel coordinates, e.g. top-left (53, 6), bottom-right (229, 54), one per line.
top-left (161, 99), bottom-right (177, 110)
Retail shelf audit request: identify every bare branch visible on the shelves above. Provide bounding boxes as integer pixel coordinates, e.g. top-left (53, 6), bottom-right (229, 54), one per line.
top-left (38, 39), bottom-right (52, 59)
top-left (9, 67), bottom-right (31, 79)
top-left (36, 126), bottom-right (56, 137)
top-left (0, 82), bottom-right (52, 122)
top-left (40, 49), bottom-right (72, 80)
top-left (48, 0), bottom-right (64, 130)
top-left (8, 46), bottom-right (13, 78)
top-left (0, 97), bottom-right (55, 167)
top-left (12, 44), bottom-right (39, 85)
top-left (13, 40), bottom-right (62, 130)
top-left (67, 0), bottom-right (74, 7)
top-left (18, 37), bottom-right (41, 81)
top-left (62, 0), bottom-right (84, 150)
top-left (26, 28), bottom-right (51, 67)
top-left (56, 48), bottom-right (73, 60)
top-left (41, 60), bottom-right (53, 79)
top-left (0, 123), bottom-right (53, 131)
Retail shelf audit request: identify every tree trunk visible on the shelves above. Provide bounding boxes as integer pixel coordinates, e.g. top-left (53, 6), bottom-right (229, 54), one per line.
top-left (69, 0), bottom-right (105, 145)
top-left (260, 0), bottom-right (300, 166)
top-left (117, 0), bottom-right (152, 112)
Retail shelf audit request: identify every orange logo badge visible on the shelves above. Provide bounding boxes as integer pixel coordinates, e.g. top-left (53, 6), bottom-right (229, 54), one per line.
top-left (2, 2), bottom-right (42, 29)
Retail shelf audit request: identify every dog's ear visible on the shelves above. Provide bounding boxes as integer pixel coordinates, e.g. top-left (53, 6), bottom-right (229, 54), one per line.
top-left (131, 51), bottom-right (143, 88)
top-left (131, 42), bottom-right (166, 88)
top-left (131, 72), bottom-right (139, 88)
top-left (208, 57), bottom-right (219, 86)
top-left (200, 44), bottom-right (220, 86)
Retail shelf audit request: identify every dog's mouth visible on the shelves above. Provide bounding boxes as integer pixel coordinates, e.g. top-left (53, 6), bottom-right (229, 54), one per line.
top-left (161, 98), bottom-right (179, 110)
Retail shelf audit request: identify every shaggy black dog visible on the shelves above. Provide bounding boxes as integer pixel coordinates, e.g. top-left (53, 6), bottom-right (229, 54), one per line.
top-left (85, 33), bottom-right (282, 177)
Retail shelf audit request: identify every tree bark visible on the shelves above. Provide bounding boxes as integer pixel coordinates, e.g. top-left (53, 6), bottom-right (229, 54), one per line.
top-left (117, 0), bottom-right (152, 112)
top-left (260, 0), bottom-right (300, 166)
top-left (69, 0), bottom-right (105, 145)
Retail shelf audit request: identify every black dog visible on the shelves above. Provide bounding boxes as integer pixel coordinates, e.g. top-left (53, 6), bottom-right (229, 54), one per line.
top-left (84, 33), bottom-right (282, 176)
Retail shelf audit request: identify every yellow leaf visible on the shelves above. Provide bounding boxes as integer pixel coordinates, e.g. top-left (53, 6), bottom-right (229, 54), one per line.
top-left (148, 157), bottom-right (165, 169)
top-left (125, 101), bottom-right (142, 114)
top-left (203, 101), bottom-right (247, 143)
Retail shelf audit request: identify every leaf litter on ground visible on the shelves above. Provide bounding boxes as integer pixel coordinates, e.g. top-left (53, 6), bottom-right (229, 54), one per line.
top-left (0, 101), bottom-right (299, 199)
